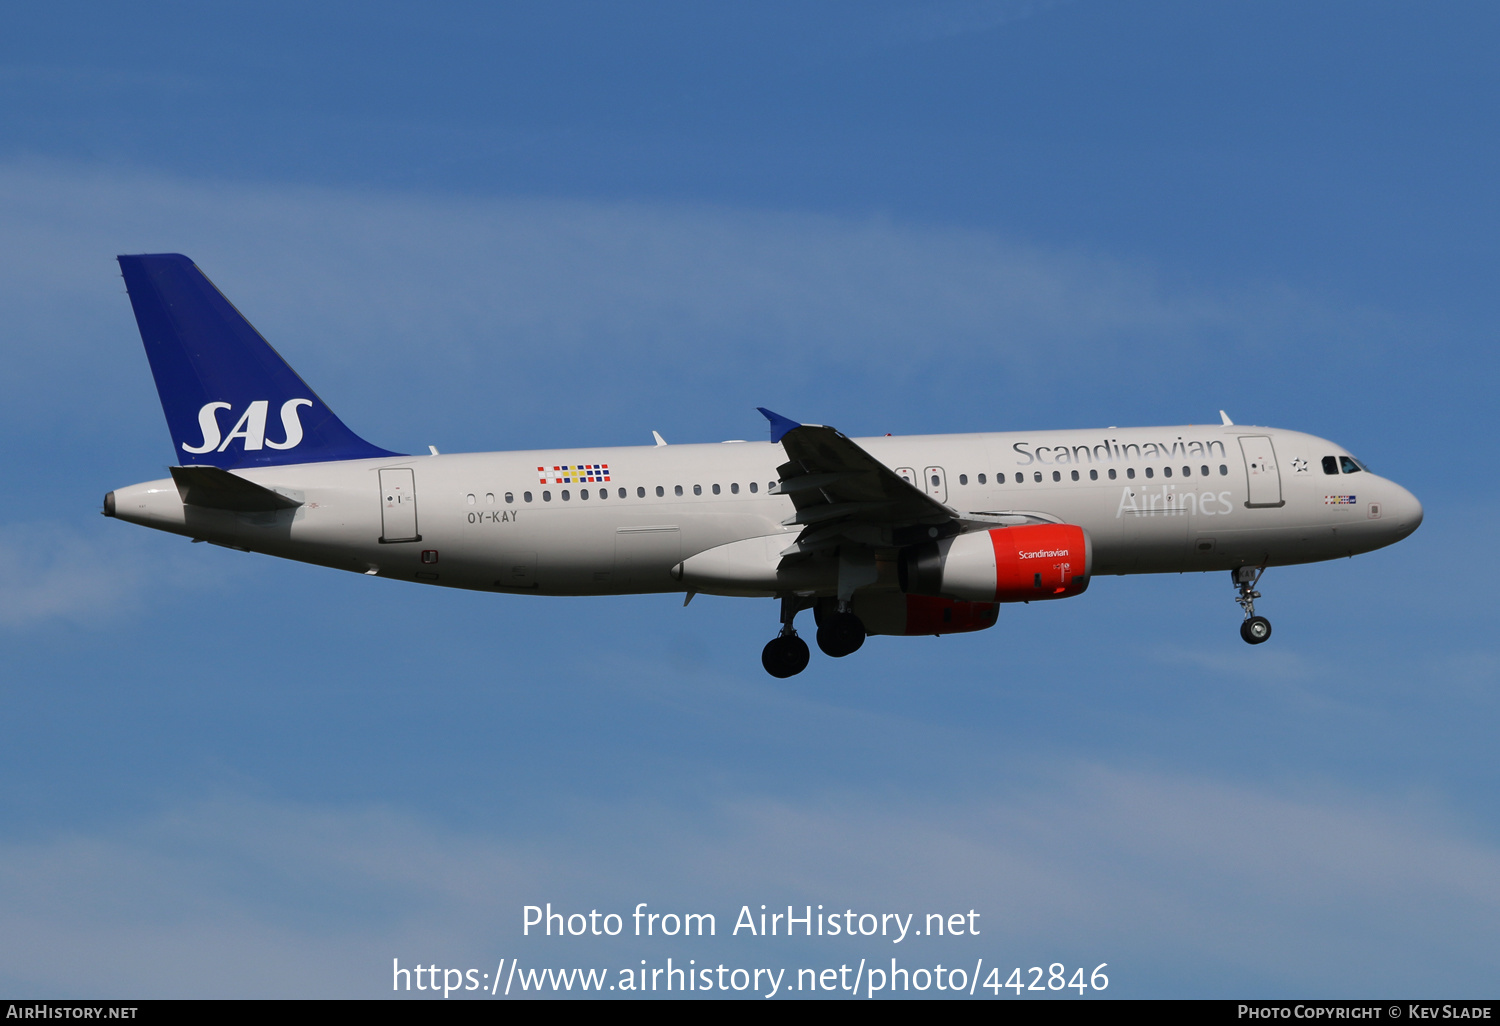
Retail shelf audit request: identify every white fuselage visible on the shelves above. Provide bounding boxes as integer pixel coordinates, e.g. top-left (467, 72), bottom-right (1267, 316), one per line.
top-left (108, 424), bottom-right (1424, 598)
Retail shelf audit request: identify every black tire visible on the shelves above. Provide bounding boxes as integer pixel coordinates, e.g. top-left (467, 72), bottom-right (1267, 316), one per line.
top-left (762, 635), bottom-right (811, 677)
top-left (1240, 616), bottom-right (1272, 645)
top-left (816, 612), bottom-right (866, 658)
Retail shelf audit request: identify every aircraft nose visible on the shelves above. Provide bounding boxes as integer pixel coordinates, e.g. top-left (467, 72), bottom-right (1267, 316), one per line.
top-left (1386, 482), bottom-right (1423, 538)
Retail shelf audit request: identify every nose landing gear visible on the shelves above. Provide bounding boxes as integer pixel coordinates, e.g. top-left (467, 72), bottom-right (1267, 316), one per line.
top-left (1233, 566), bottom-right (1272, 645)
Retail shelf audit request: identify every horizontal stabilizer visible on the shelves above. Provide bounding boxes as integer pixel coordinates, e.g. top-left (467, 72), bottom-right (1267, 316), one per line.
top-left (170, 465), bottom-right (302, 512)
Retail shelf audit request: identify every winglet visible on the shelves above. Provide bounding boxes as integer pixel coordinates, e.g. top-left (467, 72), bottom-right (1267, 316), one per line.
top-left (757, 407), bottom-right (802, 443)
top-left (1220, 410), bottom-right (1234, 426)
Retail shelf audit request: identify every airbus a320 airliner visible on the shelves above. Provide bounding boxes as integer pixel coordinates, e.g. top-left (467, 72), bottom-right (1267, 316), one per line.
top-left (104, 255), bottom-right (1423, 677)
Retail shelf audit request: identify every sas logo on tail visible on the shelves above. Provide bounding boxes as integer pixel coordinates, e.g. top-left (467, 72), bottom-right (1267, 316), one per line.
top-left (183, 399), bottom-right (313, 453)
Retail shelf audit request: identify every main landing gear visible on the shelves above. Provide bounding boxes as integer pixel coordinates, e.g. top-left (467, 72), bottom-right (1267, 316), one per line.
top-left (815, 600), bottom-right (866, 659)
top-left (762, 596), bottom-right (867, 676)
top-left (762, 596), bottom-right (811, 678)
top-left (1233, 566), bottom-right (1272, 645)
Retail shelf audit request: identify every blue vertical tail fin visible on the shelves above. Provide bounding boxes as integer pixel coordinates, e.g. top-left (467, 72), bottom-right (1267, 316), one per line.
top-left (117, 253), bottom-right (402, 469)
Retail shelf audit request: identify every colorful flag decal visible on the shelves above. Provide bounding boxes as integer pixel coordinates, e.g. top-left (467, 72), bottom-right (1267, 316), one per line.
top-left (1323, 494), bottom-right (1357, 505)
top-left (538, 464), bottom-right (611, 484)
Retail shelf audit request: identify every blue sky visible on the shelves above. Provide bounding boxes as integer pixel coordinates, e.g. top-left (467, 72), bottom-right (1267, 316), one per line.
top-left (1, 1), bottom-right (1497, 998)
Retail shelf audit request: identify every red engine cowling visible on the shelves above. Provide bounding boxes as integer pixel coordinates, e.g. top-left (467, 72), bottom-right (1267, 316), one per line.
top-left (850, 591), bottom-right (999, 636)
top-left (898, 523), bottom-right (1092, 603)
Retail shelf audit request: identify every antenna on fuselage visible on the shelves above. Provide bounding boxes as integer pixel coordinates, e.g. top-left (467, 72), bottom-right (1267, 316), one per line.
top-left (1220, 410), bottom-right (1234, 426)
top-left (652, 431), bottom-right (668, 446)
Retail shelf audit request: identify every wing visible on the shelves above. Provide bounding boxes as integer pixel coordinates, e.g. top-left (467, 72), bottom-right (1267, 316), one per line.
top-left (758, 408), bottom-right (956, 557)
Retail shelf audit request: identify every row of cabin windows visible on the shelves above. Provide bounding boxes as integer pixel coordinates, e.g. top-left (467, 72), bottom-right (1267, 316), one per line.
top-left (467, 464), bottom-right (1240, 505)
top-left (956, 465), bottom-right (1230, 485)
top-left (467, 481), bottom-right (778, 505)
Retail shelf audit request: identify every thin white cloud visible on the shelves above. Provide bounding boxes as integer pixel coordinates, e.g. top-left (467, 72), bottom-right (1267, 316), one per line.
top-left (1, 766), bottom-right (1495, 996)
top-left (0, 520), bottom-right (235, 628)
top-left (0, 159), bottom-right (1389, 442)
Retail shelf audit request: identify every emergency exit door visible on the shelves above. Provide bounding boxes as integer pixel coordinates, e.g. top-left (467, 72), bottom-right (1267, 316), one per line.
top-left (922, 466), bottom-right (948, 504)
top-left (379, 467), bottom-right (421, 542)
top-left (1238, 436), bottom-right (1284, 508)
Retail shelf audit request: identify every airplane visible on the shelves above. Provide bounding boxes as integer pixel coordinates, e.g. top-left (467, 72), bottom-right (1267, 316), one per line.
top-left (103, 254), bottom-right (1424, 677)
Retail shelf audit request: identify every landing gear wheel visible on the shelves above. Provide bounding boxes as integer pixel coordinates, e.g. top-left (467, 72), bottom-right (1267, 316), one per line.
top-left (816, 612), bottom-right (866, 658)
top-left (762, 634), bottom-right (811, 677)
top-left (1240, 616), bottom-right (1272, 645)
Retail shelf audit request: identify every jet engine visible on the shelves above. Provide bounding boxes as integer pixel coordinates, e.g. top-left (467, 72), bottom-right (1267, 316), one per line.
top-left (898, 523), bottom-right (1091, 603)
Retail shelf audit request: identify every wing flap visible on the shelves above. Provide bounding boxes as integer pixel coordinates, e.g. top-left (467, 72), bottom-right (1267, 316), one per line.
top-left (756, 410), bottom-right (957, 559)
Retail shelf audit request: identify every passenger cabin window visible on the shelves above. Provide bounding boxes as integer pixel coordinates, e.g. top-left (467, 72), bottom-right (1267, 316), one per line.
top-left (693, 484), bottom-right (702, 495)
top-left (562, 490), bottom-right (570, 500)
top-left (656, 486), bottom-right (664, 497)
top-left (1163, 467), bottom-right (1172, 478)
top-left (523, 491), bottom-right (533, 503)
top-left (1145, 467), bottom-right (1154, 479)
top-left (750, 482), bottom-right (758, 493)
top-left (675, 485), bottom-right (683, 496)
top-left (1219, 464), bottom-right (1229, 475)
top-left (977, 473), bottom-right (987, 484)
top-left (1052, 471), bottom-right (1061, 482)
top-left (1071, 470), bottom-right (1079, 481)
top-left (712, 484), bottom-right (720, 495)
top-left (543, 491), bottom-right (552, 501)
top-left (997, 473), bottom-right (1006, 484)
top-left (1108, 469), bottom-right (1116, 480)
top-left (1323, 456), bottom-right (1340, 475)
top-left (1200, 465), bottom-right (1209, 476)
top-left (1340, 456), bottom-right (1362, 474)
top-left (959, 474), bottom-right (968, 485)
top-left (504, 492), bottom-right (514, 504)
top-left (1127, 468), bottom-right (1136, 479)
top-left (1089, 469), bottom-right (1098, 480)
top-left (731, 483), bottom-right (739, 494)
top-left (580, 489), bottom-right (589, 499)
top-left (1033, 472), bottom-right (1042, 483)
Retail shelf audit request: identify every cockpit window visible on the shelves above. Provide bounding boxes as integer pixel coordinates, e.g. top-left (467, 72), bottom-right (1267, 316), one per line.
top-left (1322, 456), bottom-right (1339, 475)
top-left (1340, 456), bottom-right (1363, 474)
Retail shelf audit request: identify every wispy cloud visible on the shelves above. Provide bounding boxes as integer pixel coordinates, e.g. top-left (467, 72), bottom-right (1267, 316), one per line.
top-left (2, 766), bottom-right (1494, 996)
top-left (0, 520), bottom-right (234, 628)
top-left (0, 160), bottom-right (1390, 448)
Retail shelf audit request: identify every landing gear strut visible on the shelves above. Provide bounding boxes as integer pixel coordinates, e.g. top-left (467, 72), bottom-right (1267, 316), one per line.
top-left (1233, 566), bottom-right (1272, 645)
top-left (762, 596), bottom-right (812, 677)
